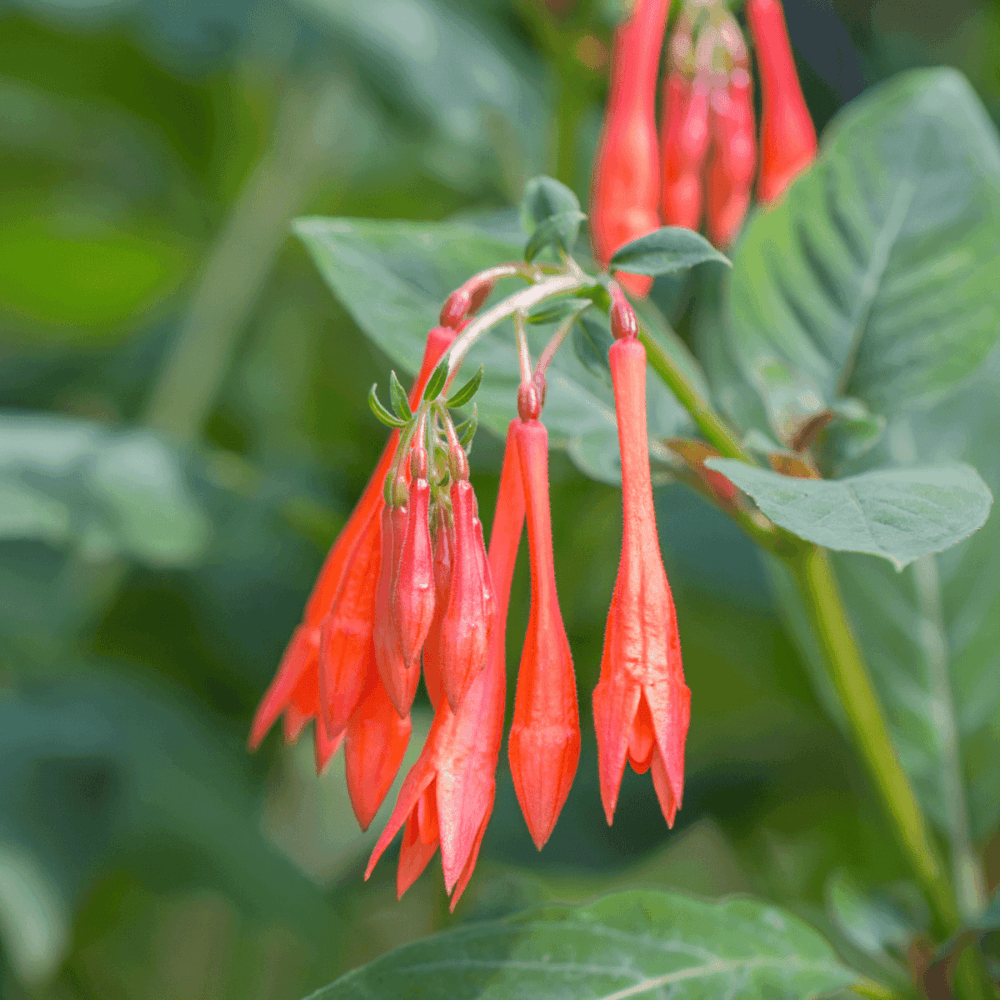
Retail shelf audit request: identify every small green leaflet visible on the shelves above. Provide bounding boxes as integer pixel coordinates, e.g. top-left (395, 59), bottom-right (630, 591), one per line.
top-left (573, 313), bottom-right (614, 385)
top-left (455, 408), bottom-right (478, 449)
top-left (526, 297), bottom-right (592, 325)
top-left (519, 175), bottom-right (581, 232)
top-left (423, 360), bottom-right (449, 401)
top-left (610, 227), bottom-right (730, 276)
top-left (447, 365), bottom-right (484, 409)
top-left (368, 385), bottom-right (407, 428)
top-left (706, 459), bottom-right (993, 568)
top-left (388, 370), bottom-right (412, 421)
top-left (524, 210), bottom-right (587, 262)
top-left (304, 889), bottom-right (858, 1000)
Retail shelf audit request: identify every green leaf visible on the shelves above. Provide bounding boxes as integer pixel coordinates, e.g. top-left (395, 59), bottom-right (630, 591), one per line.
top-left (518, 175), bottom-right (581, 233)
top-left (294, 217), bottom-right (694, 485)
top-left (610, 227), bottom-right (730, 276)
top-left (725, 68), bottom-right (1000, 443)
top-left (306, 890), bottom-right (857, 1000)
top-left (367, 385), bottom-right (407, 428)
top-left (527, 297), bottom-right (592, 325)
top-left (455, 408), bottom-right (478, 449)
top-left (524, 209), bottom-right (587, 262)
top-left (0, 414), bottom-right (210, 567)
top-left (706, 459), bottom-right (992, 568)
top-left (388, 370), bottom-right (412, 421)
top-left (573, 313), bottom-right (614, 385)
top-left (423, 360), bottom-right (449, 401)
top-left (447, 365), bottom-right (484, 409)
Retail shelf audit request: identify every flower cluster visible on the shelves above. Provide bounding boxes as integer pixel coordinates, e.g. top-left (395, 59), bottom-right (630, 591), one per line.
top-left (591, 0), bottom-right (817, 289)
top-left (251, 277), bottom-right (689, 907)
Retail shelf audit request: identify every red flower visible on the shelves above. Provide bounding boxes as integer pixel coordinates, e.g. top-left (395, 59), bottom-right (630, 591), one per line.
top-left (660, 71), bottom-right (711, 231)
top-left (747, 0), bottom-right (817, 204)
top-left (366, 421), bottom-right (525, 905)
top-left (249, 324), bottom-right (457, 763)
top-left (508, 415), bottom-right (580, 849)
top-left (590, 0), bottom-right (671, 299)
top-left (593, 289), bottom-right (690, 826)
top-left (437, 477), bottom-right (496, 712)
top-left (706, 68), bottom-right (757, 248)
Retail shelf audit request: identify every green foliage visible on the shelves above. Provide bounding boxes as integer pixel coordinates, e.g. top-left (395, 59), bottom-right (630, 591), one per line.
top-left (610, 227), bottom-right (730, 276)
top-left (726, 68), bottom-right (1000, 444)
top-left (308, 891), bottom-right (857, 1000)
top-left (447, 365), bottom-right (485, 409)
top-left (706, 459), bottom-right (993, 569)
top-left (0, 413), bottom-right (210, 566)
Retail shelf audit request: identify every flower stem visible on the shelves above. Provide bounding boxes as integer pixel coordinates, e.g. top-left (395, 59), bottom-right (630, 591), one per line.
top-left (788, 545), bottom-right (958, 934)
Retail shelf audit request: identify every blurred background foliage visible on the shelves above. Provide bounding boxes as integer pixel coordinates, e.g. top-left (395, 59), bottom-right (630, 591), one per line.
top-left (1, 0), bottom-right (999, 997)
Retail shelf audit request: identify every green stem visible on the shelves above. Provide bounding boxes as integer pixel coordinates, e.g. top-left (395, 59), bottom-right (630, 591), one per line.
top-left (789, 545), bottom-right (958, 934)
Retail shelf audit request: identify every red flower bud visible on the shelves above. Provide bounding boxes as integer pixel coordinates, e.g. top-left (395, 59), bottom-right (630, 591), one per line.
top-left (392, 474), bottom-right (436, 668)
top-left (590, 0), bottom-right (671, 299)
top-left (374, 502), bottom-right (421, 717)
top-left (660, 72), bottom-right (711, 230)
top-left (508, 419), bottom-right (580, 850)
top-left (367, 421), bottom-right (526, 905)
top-left (594, 336), bottom-right (690, 827)
top-left (610, 284), bottom-right (638, 341)
top-left (440, 291), bottom-right (471, 330)
top-left (747, 0), bottom-right (817, 204)
top-left (421, 510), bottom-right (452, 710)
top-left (706, 69), bottom-right (757, 248)
top-left (344, 671), bottom-right (412, 831)
top-left (437, 480), bottom-right (496, 711)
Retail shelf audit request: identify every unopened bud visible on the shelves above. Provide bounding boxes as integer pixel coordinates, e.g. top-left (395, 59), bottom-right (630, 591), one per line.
top-left (609, 286), bottom-right (638, 341)
top-left (517, 381), bottom-right (542, 422)
top-left (390, 474), bottom-right (409, 507)
top-left (446, 435), bottom-right (470, 482)
top-left (440, 289), bottom-right (471, 330)
top-left (464, 276), bottom-right (496, 315)
top-left (409, 445), bottom-right (428, 480)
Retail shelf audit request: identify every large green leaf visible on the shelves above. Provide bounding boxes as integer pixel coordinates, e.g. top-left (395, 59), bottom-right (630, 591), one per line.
top-left (706, 460), bottom-right (992, 569)
top-left (0, 413), bottom-right (211, 566)
top-left (306, 891), bottom-right (857, 1000)
top-left (294, 217), bottom-right (695, 484)
top-left (725, 68), bottom-right (1000, 444)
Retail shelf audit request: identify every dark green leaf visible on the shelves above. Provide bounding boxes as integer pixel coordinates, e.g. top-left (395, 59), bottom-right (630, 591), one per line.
top-left (423, 360), bottom-right (449, 401)
top-left (456, 408), bottom-right (478, 449)
top-left (610, 227), bottom-right (730, 276)
top-left (706, 459), bottom-right (992, 568)
top-left (368, 385), bottom-right (407, 428)
top-left (294, 217), bottom-right (695, 485)
top-left (306, 890), bottom-right (857, 1000)
top-left (524, 209), bottom-right (586, 262)
top-left (726, 68), bottom-right (1000, 443)
top-left (0, 414), bottom-right (210, 567)
top-left (573, 313), bottom-right (614, 385)
top-left (447, 365), bottom-right (484, 409)
top-left (388, 370), bottom-right (412, 421)
top-left (518, 175), bottom-right (581, 233)
top-left (526, 297), bottom-right (592, 325)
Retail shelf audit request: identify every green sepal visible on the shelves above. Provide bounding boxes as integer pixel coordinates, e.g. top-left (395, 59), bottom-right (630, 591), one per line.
top-left (423, 360), bottom-right (450, 401)
top-left (447, 365), bottom-right (484, 409)
top-left (455, 406), bottom-right (478, 449)
top-left (389, 370), bottom-right (412, 421)
top-left (368, 384), bottom-right (408, 428)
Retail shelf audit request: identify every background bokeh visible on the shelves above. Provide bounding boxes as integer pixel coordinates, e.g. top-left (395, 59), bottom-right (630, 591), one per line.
top-left (1, 0), bottom-right (998, 997)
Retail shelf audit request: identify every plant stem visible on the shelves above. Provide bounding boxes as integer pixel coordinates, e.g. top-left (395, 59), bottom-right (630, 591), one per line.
top-left (637, 324), bottom-right (750, 462)
top-left (789, 545), bottom-right (958, 934)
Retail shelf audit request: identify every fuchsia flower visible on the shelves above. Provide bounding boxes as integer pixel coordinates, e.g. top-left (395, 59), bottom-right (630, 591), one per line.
top-left (508, 397), bottom-right (580, 850)
top-left (252, 272), bottom-right (691, 902)
top-left (593, 287), bottom-right (690, 826)
top-left (366, 421), bottom-right (525, 905)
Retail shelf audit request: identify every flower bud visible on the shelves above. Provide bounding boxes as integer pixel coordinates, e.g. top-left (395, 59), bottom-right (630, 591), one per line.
top-left (374, 503), bottom-right (420, 717)
top-left (609, 285), bottom-right (638, 341)
top-left (438, 480), bottom-right (496, 711)
top-left (392, 476), bottom-right (437, 668)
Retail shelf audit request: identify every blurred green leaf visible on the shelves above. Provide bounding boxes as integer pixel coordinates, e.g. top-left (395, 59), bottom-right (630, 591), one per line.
top-left (293, 217), bottom-right (691, 484)
top-left (0, 413), bottom-right (211, 566)
top-left (307, 890), bottom-right (858, 1000)
top-left (725, 68), bottom-right (1000, 444)
top-left (523, 209), bottom-right (586, 263)
top-left (610, 227), bottom-right (730, 277)
top-left (518, 175), bottom-right (581, 233)
top-left (706, 459), bottom-right (992, 568)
